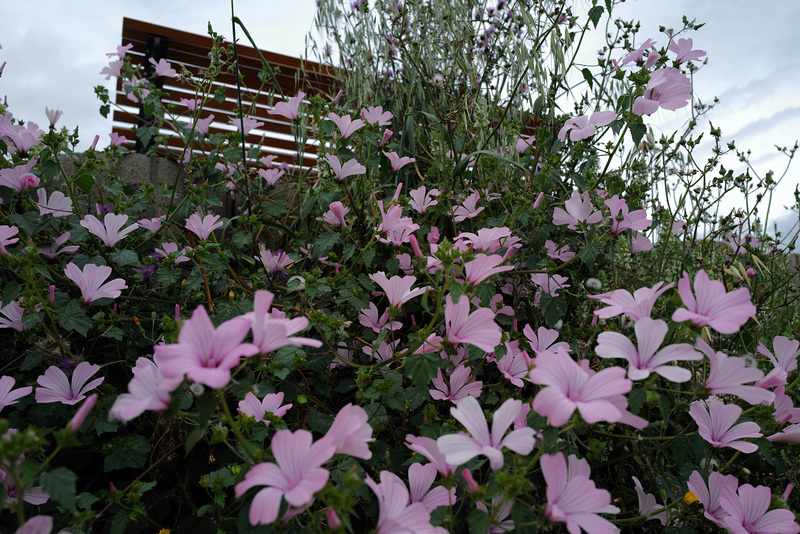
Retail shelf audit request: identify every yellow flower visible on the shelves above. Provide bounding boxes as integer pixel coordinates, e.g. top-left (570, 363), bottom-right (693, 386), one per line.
top-left (157, 529), bottom-right (170, 534)
top-left (683, 491), bottom-right (699, 505)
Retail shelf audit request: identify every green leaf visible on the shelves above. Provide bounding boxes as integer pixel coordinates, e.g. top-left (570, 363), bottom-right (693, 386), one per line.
top-left (73, 172), bottom-right (94, 194)
top-left (588, 5), bottom-right (604, 28)
top-left (314, 233), bottom-right (340, 259)
top-left (104, 434), bottom-right (150, 471)
top-left (263, 199), bottom-right (287, 217)
top-left (21, 348), bottom-right (44, 371)
top-left (405, 352), bottom-right (439, 391)
top-left (578, 243), bottom-right (601, 271)
top-left (110, 512), bottom-right (129, 534)
top-left (110, 249), bottom-right (139, 267)
top-left (539, 293), bottom-right (567, 327)
top-left (41, 467), bottom-right (77, 510)
top-left (186, 390), bottom-right (218, 455)
top-left (3, 281), bottom-right (21, 304)
top-left (631, 122), bottom-right (647, 146)
top-left (10, 212), bottom-right (50, 236)
top-left (582, 67), bottom-right (594, 89)
top-left (57, 300), bottom-right (92, 336)
top-left (628, 388), bottom-right (645, 414)
top-left (103, 327), bottom-right (124, 340)
top-left (468, 508), bottom-right (491, 534)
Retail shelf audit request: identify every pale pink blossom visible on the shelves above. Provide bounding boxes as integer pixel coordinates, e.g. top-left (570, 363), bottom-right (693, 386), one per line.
top-left (456, 227), bottom-right (520, 254)
top-left (365, 470), bottom-right (445, 534)
top-left (755, 335), bottom-right (799, 389)
top-left (530, 272), bottom-right (570, 297)
top-left (673, 270), bottom-right (756, 334)
top-left (234, 429), bottom-right (335, 526)
top-left (358, 302), bottom-right (401, 333)
top-left (258, 167), bottom-right (285, 186)
top-left (109, 356), bottom-right (172, 422)
top-left (107, 43), bottom-right (134, 59)
top-left (64, 262), bottom-right (127, 303)
top-left (476, 497), bottom-right (514, 533)
top-left (771, 386), bottom-right (800, 425)
top-left (445, 294), bottom-right (502, 353)
top-left (80, 213), bottom-right (139, 247)
top-left (38, 233), bottom-right (80, 260)
top-left (327, 112), bottom-right (365, 138)
top-left (100, 59), bottom-right (123, 79)
top-left (318, 201), bottom-right (349, 228)
top-left (148, 57), bottom-right (176, 77)
top-left (672, 220), bottom-right (687, 235)
top-left (668, 37), bottom-right (706, 64)
top-left (429, 365), bottom-right (482, 403)
top-left (408, 462), bottom-right (457, 512)
top-left (0, 376), bottom-right (32, 412)
top-left (318, 403), bottom-right (374, 459)
top-left (690, 399), bottom-right (762, 453)
top-left (0, 122), bottom-right (43, 154)
top-left (495, 341), bottom-right (531, 388)
top-left (246, 290), bottom-right (321, 354)
top-left (541, 452), bottom-right (620, 534)
top-left (463, 254), bottom-right (514, 285)
top-left (633, 476), bottom-right (668, 525)
top-left (257, 249), bottom-right (294, 274)
top-left (596, 317), bottom-right (702, 381)
top-left (0, 225), bottom-right (19, 255)
top-left (452, 191), bottom-right (485, 222)
top-left (437, 397), bottom-right (535, 470)
top-left (405, 434), bottom-right (457, 476)
top-left (589, 281), bottom-right (673, 321)
top-left (185, 213), bottom-right (223, 240)
top-left (552, 191), bottom-right (603, 230)
top-left (631, 232), bottom-right (653, 254)
top-left (35, 362), bottom-right (104, 405)
top-left (268, 91), bottom-right (306, 120)
top-left (523, 324), bottom-right (571, 359)
top-left (633, 68), bottom-right (692, 116)
top-left (687, 470), bottom-right (739, 528)
top-left (377, 202), bottom-right (419, 246)
top-left (516, 134), bottom-right (536, 153)
top-left (229, 116), bottom-right (263, 136)
top-left (605, 195), bottom-right (652, 233)
top-left (360, 106), bottom-right (393, 126)
top-left (36, 188), bottom-right (72, 217)
top-left (67, 393), bottom-right (97, 432)
top-left (155, 305), bottom-right (258, 389)
top-left (408, 186), bottom-right (440, 214)
top-left (621, 38), bottom-right (657, 65)
top-left (154, 242), bottom-right (190, 264)
top-left (195, 114), bottom-right (215, 135)
top-left (0, 159), bottom-right (39, 192)
top-left (238, 391), bottom-right (292, 427)
top-left (0, 300), bottom-right (26, 331)
top-left (138, 216), bottom-right (164, 233)
top-left (720, 484), bottom-right (800, 534)
top-left (698, 339), bottom-right (774, 405)
top-left (383, 151), bottom-right (416, 172)
top-left (544, 240), bottom-right (575, 262)
top-left (558, 111), bottom-right (617, 142)
top-left (369, 271), bottom-right (428, 308)
top-left (325, 153), bottom-right (366, 181)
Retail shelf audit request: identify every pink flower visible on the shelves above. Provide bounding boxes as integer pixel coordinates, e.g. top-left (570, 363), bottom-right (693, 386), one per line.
top-left (35, 362), bottom-right (104, 405)
top-left (155, 305), bottom-right (258, 389)
top-left (65, 262), bottom-right (127, 303)
top-left (463, 254), bottom-right (514, 285)
top-left (668, 37), bottom-right (706, 64)
top-left (589, 281), bottom-right (673, 321)
top-left (257, 249), bottom-right (294, 274)
top-left (558, 111), bottom-right (617, 142)
top-left (0, 123), bottom-right (43, 154)
top-left (45, 107), bottom-right (63, 128)
top-left (633, 476), bottom-right (667, 525)
top-left (452, 191), bottom-right (485, 222)
top-left (185, 213), bottom-right (223, 240)
top-left (148, 57), bottom-right (177, 77)
top-left (0, 376), bottom-right (32, 412)
top-left (552, 191), bottom-right (603, 230)
top-left (596, 317), bottom-right (702, 381)
top-left (771, 386), bottom-right (800, 425)
top-left (456, 226), bottom-right (520, 254)
top-left (325, 153), bottom-right (366, 181)
top-left (0, 300), bottom-right (26, 331)
top-left (109, 356), bottom-right (172, 423)
top-left (327, 112), bottom-right (365, 138)
top-left (544, 240), bottom-right (575, 262)
top-left (690, 399), bottom-right (762, 453)
top-left (138, 215), bottom-right (164, 233)
top-left (36, 188), bottom-right (73, 217)
top-left (529, 352), bottom-right (634, 427)
top-left (405, 435), bottom-right (457, 476)
top-left (631, 232), bottom-right (653, 254)
top-left (698, 339), bottom-right (774, 405)
top-left (530, 272), bottom-right (570, 297)
top-left (633, 68), bottom-right (692, 115)
top-left (107, 43), bottom-right (134, 59)
top-left (358, 302), bottom-right (401, 333)
top-left (229, 116), bottom-right (264, 136)
top-left (238, 391), bottom-right (292, 426)
top-left (100, 59), bottom-right (123, 79)
top-left (67, 393), bottom-right (97, 432)
top-left (0, 159), bottom-right (39, 192)
top-left (621, 38), bottom-right (657, 65)
top-left (195, 114), bottom-right (215, 135)
top-left (268, 91), bottom-right (306, 120)
top-left (154, 242), bottom-right (190, 264)
top-left (476, 497), bottom-right (514, 533)
top-left (408, 186), bottom-right (440, 214)
top-left (179, 97), bottom-right (198, 111)
top-left (0, 225), bottom-right (19, 255)
top-left (408, 462), bottom-right (457, 512)
top-left (687, 470), bottom-right (739, 528)
top-left (437, 397), bottom-right (535, 470)
top-left (377, 202), bottom-right (420, 246)
top-left (523, 324), bottom-right (571, 359)
top-left (541, 452), bottom-right (620, 534)
top-left (369, 271), bottom-right (428, 308)
top-left (246, 290), bottom-right (322, 354)
top-left (720, 484), bottom-right (800, 534)
top-left (517, 134), bottom-right (536, 153)
top-left (383, 151), bottom-right (415, 171)
top-left (445, 294), bottom-right (502, 353)
top-left (672, 220), bottom-right (687, 235)
top-left (365, 470), bottom-right (445, 534)
top-left (673, 270), bottom-right (756, 334)
top-left (755, 335), bottom-right (799, 389)
top-left (360, 105), bottom-right (393, 126)
top-left (605, 195), bottom-right (652, 233)
top-left (258, 167), bottom-right (285, 186)
top-left (38, 231), bottom-right (79, 260)
top-left (318, 201), bottom-right (349, 228)
top-left (496, 342), bottom-right (532, 388)
top-left (235, 429), bottom-right (335, 526)
top-left (109, 132), bottom-right (127, 146)
top-left (318, 403), bottom-right (374, 459)
top-left (429, 365), bottom-right (483, 403)
top-left (80, 213), bottom-right (139, 247)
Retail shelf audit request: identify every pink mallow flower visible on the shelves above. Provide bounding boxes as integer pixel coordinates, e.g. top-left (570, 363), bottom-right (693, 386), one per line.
top-left (36, 188), bottom-right (73, 217)
top-left (596, 317), bottom-right (702, 382)
top-left (325, 154), bottom-right (366, 181)
top-left (365, 470), bottom-right (446, 534)
top-left (604, 194), bottom-right (651, 233)
top-left (557, 111), bottom-right (617, 142)
top-left (633, 68), bottom-right (691, 116)
top-left (589, 281), bottom-right (673, 321)
top-left (148, 57), bottom-right (177, 77)
top-left (720, 484), bottom-right (800, 534)
top-left (80, 213), bottom-right (139, 247)
top-left (0, 159), bottom-right (39, 192)
top-left (633, 476), bottom-right (668, 525)
top-left (38, 231), bottom-right (79, 260)
top-left (541, 452), bottom-right (620, 534)
top-left (238, 391), bottom-right (292, 427)
top-left (544, 240), bottom-right (575, 262)
top-left (64, 262), bottom-right (127, 303)
top-left (327, 112), bottom-right (365, 138)
top-left (452, 191), bottom-right (485, 222)
top-left (445, 294), bottom-right (502, 353)
top-left (408, 462), bottom-right (457, 512)
top-left (35, 362), bottom-right (104, 405)
top-left (268, 91), bottom-right (306, 121)
top-left (377, 202), bottom-right (419, 246)
top-left (463, 254), bottom-right (514, 285)
top-left (318, 403), bottom-right (374, 459)
top-left (690, 399), bottom-right (762, 453)
top-left (755, 335), bottom-right (799, 389)
top-left (430, 365), bottom-right (482, 403)
top-left (358, 302), bottom-right (401, 333)
top-left (631, 232), bottom-right (653, 254)
top-left (235, 429), bottom-right (335, 526)
top-left (687, 470), bottom-right (739, 528)
top-left (45, 107), bottom-right (63, 128)
top-left (698, 339), bottom-right (774, 405)
top-left (369, 271), bottom-right (428, 308)
top-left (155, 305), bottom-right (258, 389)
top-left (109, 356), bottom-right (172, 423)
top-left (383, 151), bottom-right (415, 171)
top-left (552, 191), bottom-right (603, 230)
top-left (318, 201), bottom-right (349, 228)
top-left (246, 290), bottom-right (321, 354)
top-left (408, 186), bottom-right (440, 214)
top-left (0, 300), bottom-right (26, 331)
top-left (185, 213), bottom-right (223, 240)
top-left (0, 225), bottom-right (19, 255)
top-left (258, 167), bottom-right (285, 186)
top-left (668, 37), bottom-right (706, 64)
top-left (672, 269), bottom-right (756, 334)
top-left (405, 435), bottom-right (458, 476)
top-left (437, 396), bottom-right (535, 470)
top-left (529, 351), bottom-right (637, 427)
top-left (0, 376), bottom-right (32, 413)
top-left (257, 249), bottom-right (294, 275)
top-left (360, 105), bottom-right (393, 126)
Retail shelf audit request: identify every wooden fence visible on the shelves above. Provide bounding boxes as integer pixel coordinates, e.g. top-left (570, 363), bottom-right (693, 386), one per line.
top-left (112, 17), bottom-right (338, 173)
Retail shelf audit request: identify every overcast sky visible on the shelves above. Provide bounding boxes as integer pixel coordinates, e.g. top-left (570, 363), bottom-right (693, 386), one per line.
top-left (2, 0), bottom-right (798, 242)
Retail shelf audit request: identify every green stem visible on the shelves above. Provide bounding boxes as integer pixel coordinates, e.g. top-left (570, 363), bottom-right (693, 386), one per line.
top-left (217, 388), bottom-right (258, 463)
